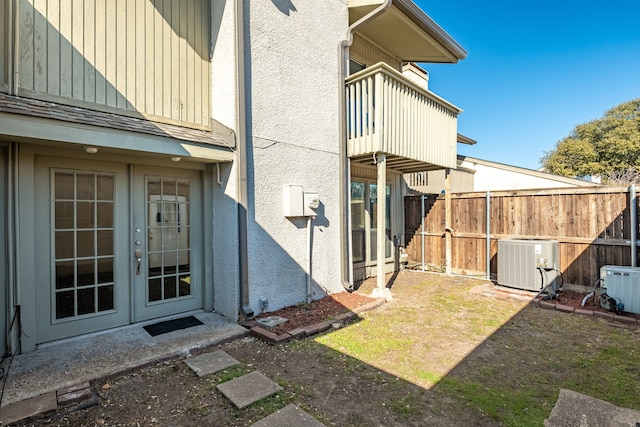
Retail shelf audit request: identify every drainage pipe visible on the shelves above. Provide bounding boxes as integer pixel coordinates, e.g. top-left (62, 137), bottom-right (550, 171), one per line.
top-left (486, 191), bottom-right (491, 280)
top-left (631, 184), bottom-right (637, 267)
top-left (338, 0), bottom-right (392, 290)
top-left (235, 0), bottom-right (253, 318)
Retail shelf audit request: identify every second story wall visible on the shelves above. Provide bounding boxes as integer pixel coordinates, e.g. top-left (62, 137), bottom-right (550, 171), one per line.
top-left (11, 0), bottom-right (211, 129)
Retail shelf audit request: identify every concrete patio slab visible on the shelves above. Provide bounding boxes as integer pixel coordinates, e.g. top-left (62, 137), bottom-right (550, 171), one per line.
top-left (184, 350), bottom-right (240, 377)
top-left (251, 403), bottom-right (326, 427)
top-left (216, 371), bottom-right (283, 409)
top-left (1, 311), bottom-right (247, 408)
top-left (545, 389), bottom-right (640, 427)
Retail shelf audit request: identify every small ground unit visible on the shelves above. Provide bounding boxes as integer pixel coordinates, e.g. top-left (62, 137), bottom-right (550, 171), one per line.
top-left (600, 266), bottom-right (640, 314)
top-left (497, 239), bottom-right (560, 292)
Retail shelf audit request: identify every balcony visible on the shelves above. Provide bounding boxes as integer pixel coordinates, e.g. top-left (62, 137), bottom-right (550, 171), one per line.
top-left (346, 62), bottom-right (461, 173)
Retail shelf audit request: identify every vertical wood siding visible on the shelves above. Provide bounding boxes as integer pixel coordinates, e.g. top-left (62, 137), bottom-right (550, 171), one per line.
top-left (18, 0), bottom-right (210, 129)
top-left (0, 2), bottom-right (7, 91)
top-left (405, 187), bottom-right (637, 287)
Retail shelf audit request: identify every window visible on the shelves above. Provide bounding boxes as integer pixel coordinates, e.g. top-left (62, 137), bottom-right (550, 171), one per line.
top-left (349, 58), bottom-right (366, 75)
top-left (351, 181), bottom-right (391, 265)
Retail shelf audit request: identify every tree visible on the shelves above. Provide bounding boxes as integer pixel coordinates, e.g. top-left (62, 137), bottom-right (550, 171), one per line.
top-left (541, 98), bottom-right (640, 183)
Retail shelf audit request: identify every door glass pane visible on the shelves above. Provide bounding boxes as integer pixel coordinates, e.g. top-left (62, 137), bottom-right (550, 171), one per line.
top-left (55, 261), bottom-right (74, 289)
top-left (76, 202), bottom-right (95, 228)
top-left (55, 231), bottom-right (74, 259)
top-left (97, 230), bottom-right (113, 256)
top-left (97, 202), bottom-right (113, 228)
top-left (76, 174), bottom-right (95, 200)
top-left (351, 182), bottom-right (365, 263)
top-left (55, 201), bottom-right (74, 229)
top-left (77, 231), bottom-right (95, 257)
top-left (353, 182), bottom-right (393, 264)
top-left (96, 176), bottom-right (114, 200)
top-left (98, 285), bottom-right (114, 311)
top-left (147, 177), bottom-right (191, 303)
top-left (370, 184), bottom-right (378, 262)
top-left (55, 173), bottom-right (74, 199)
top-left (77, 259), bottom-right (95, 286)
top-left (77, 288), bottom-right (96, 315)
top-left (53, 171), bottom-right (115, 320)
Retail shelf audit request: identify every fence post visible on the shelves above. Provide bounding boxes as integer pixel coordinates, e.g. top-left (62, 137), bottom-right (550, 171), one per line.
top-left (445, 169), bottom-right (452, 275)
top-left (631, 184), bottom-right (637, 267)
top-left (421, 194), bottom-right (425, 271)
top-left (486, 191), bottom-right (491, 280)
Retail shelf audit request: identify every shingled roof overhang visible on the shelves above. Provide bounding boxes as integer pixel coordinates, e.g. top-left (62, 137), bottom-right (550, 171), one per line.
top-left (0, 93), bottom-right (235, 162)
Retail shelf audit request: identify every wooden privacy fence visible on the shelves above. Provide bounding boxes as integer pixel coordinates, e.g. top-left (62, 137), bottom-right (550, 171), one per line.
top-left (404, 186), bottom-right (639, 287)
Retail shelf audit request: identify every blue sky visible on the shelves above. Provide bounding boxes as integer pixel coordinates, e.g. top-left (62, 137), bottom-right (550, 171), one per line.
top-left (415, 0), bottom-right (640, 170)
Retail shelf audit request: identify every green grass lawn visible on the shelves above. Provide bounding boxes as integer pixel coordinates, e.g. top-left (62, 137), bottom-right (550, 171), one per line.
top-left (315, 273), bottom-right (640, 426)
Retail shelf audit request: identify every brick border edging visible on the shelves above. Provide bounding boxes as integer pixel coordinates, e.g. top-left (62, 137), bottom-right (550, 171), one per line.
top-left (243, 297), bottom-right (387, 345)
top-left (537, 300), bottom-right (639, 324)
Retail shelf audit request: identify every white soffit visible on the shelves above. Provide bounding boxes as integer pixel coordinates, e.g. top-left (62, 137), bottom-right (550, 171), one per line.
top-left (348, 0), bottom-right (467, 63)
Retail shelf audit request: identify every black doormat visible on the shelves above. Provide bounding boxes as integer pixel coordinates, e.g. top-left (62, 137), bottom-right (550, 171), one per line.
top-left (143, 315), bottom-right (204, 337)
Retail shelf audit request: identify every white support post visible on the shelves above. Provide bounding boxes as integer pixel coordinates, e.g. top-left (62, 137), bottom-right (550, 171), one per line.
top-left (373, 153), bottom-right (392, 300)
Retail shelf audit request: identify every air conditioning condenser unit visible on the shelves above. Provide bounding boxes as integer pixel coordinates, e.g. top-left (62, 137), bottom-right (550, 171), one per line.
top-left (497, 239), bottom-right (559, 292)
top-left (600, 266), bottom-right (640, 314)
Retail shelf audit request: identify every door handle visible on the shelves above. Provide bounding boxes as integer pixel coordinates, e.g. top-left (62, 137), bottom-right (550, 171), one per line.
top-left (135, 249), bottom-right (142, 276)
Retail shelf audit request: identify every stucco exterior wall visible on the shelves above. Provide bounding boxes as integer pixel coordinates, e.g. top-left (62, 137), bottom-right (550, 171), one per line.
top-left (243, 0), bottom-right (348, 313)
top-left (210, 0), bottom-right (240, 321)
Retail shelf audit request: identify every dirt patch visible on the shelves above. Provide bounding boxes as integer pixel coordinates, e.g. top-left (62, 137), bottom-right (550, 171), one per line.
top-left (12, 272), bottom-right (640, 427)
top-left (253, 292), bottom-right (376, 335)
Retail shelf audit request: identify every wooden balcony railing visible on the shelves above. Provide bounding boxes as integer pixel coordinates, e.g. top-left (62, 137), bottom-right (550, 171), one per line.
top-left (346, 62), bottom-right (461, 172)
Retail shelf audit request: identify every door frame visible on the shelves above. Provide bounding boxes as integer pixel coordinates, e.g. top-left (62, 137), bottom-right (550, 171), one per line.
top-left (17, 145), bottom-right (213, 351)
top-left (131, 165), bottom-right (205, 322)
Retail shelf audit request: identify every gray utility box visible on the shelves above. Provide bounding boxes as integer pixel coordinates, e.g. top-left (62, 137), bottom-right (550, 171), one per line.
top-left (497, 239), bottom-right (560, 292)
top-left (600, 266), bottom-right (640, 314)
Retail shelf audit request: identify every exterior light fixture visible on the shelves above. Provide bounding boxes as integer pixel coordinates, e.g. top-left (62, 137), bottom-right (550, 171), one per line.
top-left (85, 147), bottom-right (99, 154)
top-left (171, 156), bottom-right (182, 162)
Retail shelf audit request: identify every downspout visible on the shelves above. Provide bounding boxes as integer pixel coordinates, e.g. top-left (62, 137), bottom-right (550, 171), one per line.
top-left (235, 0), bottom-right (253, 318)
top-left (338, 0), bottom-right (392, 290)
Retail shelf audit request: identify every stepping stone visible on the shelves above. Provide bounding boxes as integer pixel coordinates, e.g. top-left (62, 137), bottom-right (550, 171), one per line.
top-left (256, 316), bottom-right (288, 330)
top-left (184, 350), bottom-right (240, 377)
top-left (251, 404), bottom-right (326, 427)
top-left (217, 371), bottom-right (282, 409)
